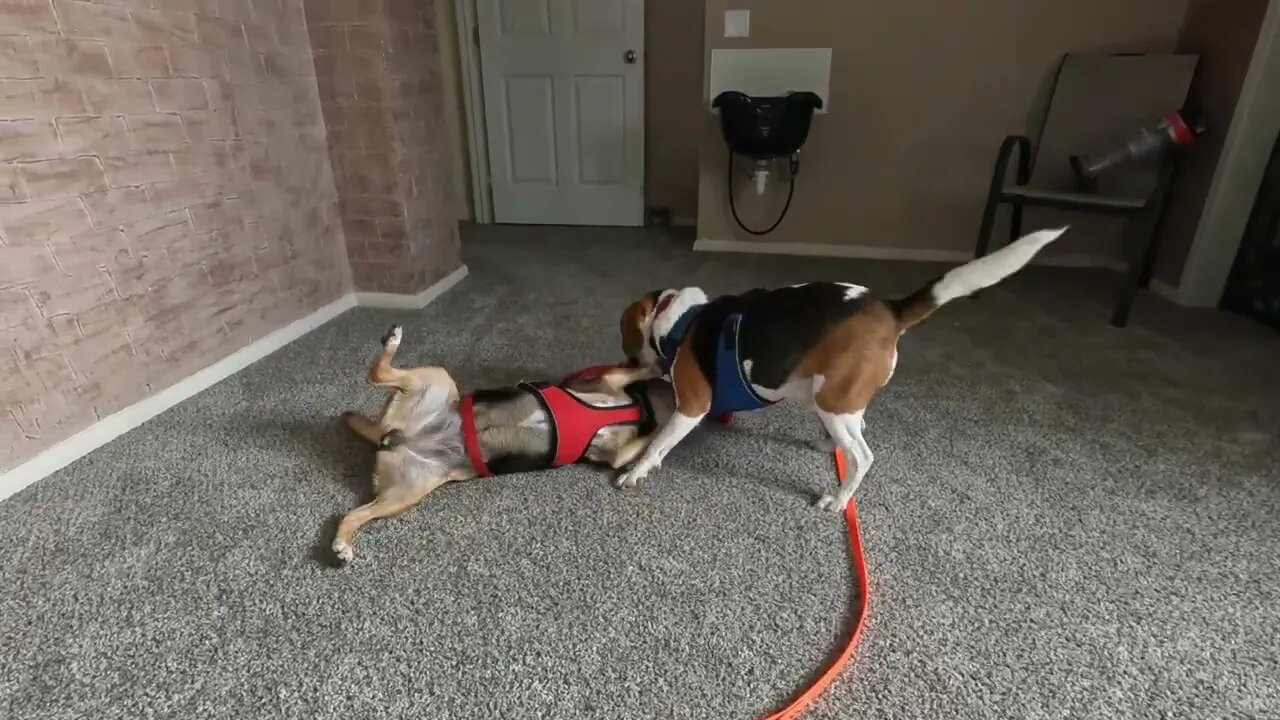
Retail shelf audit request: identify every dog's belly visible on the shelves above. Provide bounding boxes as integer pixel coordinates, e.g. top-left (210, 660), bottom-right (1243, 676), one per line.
top-left (374, 386), bottom-right (465, 487)
top-left (380, 384), bottom-right (452, 436)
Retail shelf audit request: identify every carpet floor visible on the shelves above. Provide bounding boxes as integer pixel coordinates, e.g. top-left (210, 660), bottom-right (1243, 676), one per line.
top-left (2, 225), bottom-right (1278, 719)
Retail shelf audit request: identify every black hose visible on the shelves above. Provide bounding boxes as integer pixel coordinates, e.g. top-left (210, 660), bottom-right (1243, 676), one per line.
top-left (727, 152), bottom-right (796, 236)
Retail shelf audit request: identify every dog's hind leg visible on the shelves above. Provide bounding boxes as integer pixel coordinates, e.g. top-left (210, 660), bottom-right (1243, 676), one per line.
top-left (814, 409), bottom-right (871, 512)
top-left (810, 421), bottom-right (837, 453)
top-left (812, 372), bottom-right (878, 512)
top-left (810, 414), bottom-right (863, 452)
top-left (367, 325), bottom-right (412, 389)
top-left (342, 412), bottom-right (382, 444)
top-left (331, 471), bottom-right (450, 565)
top-left (366, 325), bottom-right (460, 402)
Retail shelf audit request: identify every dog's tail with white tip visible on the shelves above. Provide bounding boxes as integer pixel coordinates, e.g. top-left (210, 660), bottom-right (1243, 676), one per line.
top-left (889, 226), bottom-right (1069, 330)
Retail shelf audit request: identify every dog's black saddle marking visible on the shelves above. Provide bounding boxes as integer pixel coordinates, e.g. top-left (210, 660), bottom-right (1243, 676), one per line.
top-left (691, 283), bottom-right (873, 393)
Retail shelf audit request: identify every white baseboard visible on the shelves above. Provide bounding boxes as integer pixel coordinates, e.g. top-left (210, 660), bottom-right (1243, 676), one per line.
top-left (0, 294), bottom-right (355, 502)
top-left (355, 264), bottom-right (469, 309)
top-left (693, 238), bottom-right (1127, 270)
top-left (694, 237), bottom-right (969, 262)
top-left (0, 264), bottom-right (471, 503)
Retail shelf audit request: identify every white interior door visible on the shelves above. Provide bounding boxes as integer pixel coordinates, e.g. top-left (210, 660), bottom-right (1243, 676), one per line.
top-left (476, 0), bottom-right (644, 226)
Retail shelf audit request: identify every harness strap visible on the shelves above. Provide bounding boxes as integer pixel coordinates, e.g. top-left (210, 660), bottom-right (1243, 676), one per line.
top-left (459, 394), bottom-right (492, 477)
top-left (535, 385), bottom-right (644, 466)
top-left (517, 382), bottom-right (560, 470)
top-left (461, 384), bottom-right (647, 474)
top-left (654, 307), bottom-right (700, 372)
top-left (709, 313), bottom-right (776, 415)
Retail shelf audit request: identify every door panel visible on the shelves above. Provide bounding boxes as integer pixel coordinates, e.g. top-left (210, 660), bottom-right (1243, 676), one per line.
top-left (503, 76), bottom-right (557, 183)
top-left (571, 0), bottom-right (625, 33)
top-left (497, 0), bottom-right (550, 35)
top-left (574, 75), bottom-right (626, 184)
top-left (477, 0), bottom-right (644, 226)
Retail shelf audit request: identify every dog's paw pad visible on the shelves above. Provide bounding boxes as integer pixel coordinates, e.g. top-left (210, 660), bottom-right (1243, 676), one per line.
top-left (381, 325), bottom-right (403, 347)
top-left (332, 541), bottom-right (354, 565)
top-left (614, 472), bottom-right (640, 490)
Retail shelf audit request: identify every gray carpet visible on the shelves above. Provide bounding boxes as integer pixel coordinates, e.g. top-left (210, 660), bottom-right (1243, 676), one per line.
top-left (2, 225), bottom-right (1278, 720)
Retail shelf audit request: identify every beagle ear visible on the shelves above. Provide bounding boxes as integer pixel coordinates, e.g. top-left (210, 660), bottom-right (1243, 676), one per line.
top-left (619, 292), bottom-right (660, 363)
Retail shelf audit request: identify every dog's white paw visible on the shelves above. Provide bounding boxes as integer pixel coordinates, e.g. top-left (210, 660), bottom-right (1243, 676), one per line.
top-left (614, 466), bottom-right (649, 489)
top-left (381, 325), bottom-right (403, 348)
top-left (332, 540), bottom-right (354, 565)
top-left (816, 493), bottom-right (846, 513)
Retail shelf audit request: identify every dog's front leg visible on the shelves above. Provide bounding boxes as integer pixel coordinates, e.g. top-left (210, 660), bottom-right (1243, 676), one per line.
top-left (614, 342), bottom-right (710, 489)
top-left (614, 411), bottom-right (703, 488)
top-left (597, 364), bottom-right (661, 392)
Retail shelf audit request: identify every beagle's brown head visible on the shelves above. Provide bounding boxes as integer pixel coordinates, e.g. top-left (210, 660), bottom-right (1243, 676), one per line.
top-left (621, 287), bottom-right (714, 368)
top-left (620, 290), bottom-right (661, 366)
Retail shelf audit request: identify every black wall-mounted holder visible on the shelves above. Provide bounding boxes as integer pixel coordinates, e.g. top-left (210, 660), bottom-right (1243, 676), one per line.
top-left (712, 90), bottom-right (823, 235)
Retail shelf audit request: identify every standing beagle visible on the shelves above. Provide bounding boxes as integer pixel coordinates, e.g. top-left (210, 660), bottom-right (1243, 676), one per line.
top-left (617, 227), bottom-right (1069, 512)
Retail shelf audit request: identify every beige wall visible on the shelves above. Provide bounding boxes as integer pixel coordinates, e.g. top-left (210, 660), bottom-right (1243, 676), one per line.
top-left (1154, 0), bottom-right (1270, 287)
top-left (436, 0), bottom-right (474, 222)
top-left (386, 0), bottom-right (463, 288)
top-left (645, 0), bottom-right (705, 222)
top-left (696, 0), bottom-right (1189, 258)
top-left (305, 0), bottom-right (461, 294)
top-left (1, 0), bottom-right (351, 470)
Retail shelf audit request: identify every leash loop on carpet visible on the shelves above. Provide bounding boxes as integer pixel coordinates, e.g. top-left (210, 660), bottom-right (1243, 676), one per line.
top-left (759, 450), bottom-right (869, 720)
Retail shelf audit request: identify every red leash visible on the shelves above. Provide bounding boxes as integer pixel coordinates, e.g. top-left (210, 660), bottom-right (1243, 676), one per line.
top-left (564, 365), bottom-right (868, 717)
top-left (560, 365), bottom-right (620, 385)
top-left (759, 450), bottom-right (870, 719)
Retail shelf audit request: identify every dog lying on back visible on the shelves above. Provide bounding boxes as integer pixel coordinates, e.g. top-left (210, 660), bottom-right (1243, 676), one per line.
top-left (615, 227), bottom-right (1070, 512)
top-left (333, 325), bottom-right (673, 564)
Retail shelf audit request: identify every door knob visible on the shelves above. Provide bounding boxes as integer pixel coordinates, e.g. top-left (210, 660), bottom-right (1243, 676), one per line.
top-left (624, 49), bottom-right (638, 64)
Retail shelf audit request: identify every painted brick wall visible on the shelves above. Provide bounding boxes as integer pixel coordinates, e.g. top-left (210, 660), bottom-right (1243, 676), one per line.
top-left (386, 0), bottom-right (461, 289)
top-left (305, 0), bottom-right (460, 294)
top-left (0, 0), bottom-right (352, 470)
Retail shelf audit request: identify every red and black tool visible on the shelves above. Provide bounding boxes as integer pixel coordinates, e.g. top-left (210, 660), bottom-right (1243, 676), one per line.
top-left (1070, 109), bottom-right (1206, 191)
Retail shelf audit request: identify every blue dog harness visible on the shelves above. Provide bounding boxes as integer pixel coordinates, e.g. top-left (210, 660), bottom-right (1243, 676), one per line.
top-left (653, 306), bottom-right (776, 416)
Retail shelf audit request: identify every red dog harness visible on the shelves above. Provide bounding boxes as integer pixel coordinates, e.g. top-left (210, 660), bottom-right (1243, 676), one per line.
top-left (459, 381), bottom-right (650, 477)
